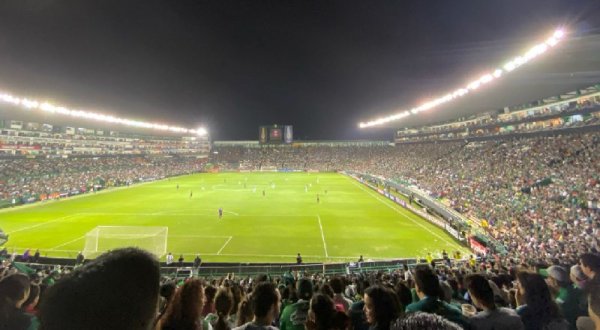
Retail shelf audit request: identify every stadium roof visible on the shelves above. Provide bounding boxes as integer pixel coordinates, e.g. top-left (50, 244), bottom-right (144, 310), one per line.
top-left (373, 33), bottom-right (600, 129)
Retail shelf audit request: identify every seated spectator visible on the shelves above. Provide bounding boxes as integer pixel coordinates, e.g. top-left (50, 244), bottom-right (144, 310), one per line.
top-left (391, 312), bottom-right (462, 330)
top-left (363, 285), bottom-right (402, 330)
top-left (405, 266), bottom-right (469, 328)
top-left (160, 278), bottom-right (212, 330)
top-left (280, 278), bottom-right (313, 330)
top-left (38, 247), bottom-right (160, 330)
top-left (0, 273), bottom-right (36, 330)
top-left (542, 266), bottom-right (585, 328)
top-left (515, 271), bottom-right (568, 330)
top-left (306, 293), bottom-right (348, 330)
top-left (465, 274), bottom-right (524, 330)
top-left (580, 253), bottom-right (600, 287)
top-left (233, 282), bottom-right (280, 330)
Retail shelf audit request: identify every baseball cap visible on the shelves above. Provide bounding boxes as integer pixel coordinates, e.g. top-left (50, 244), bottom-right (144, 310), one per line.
top-left (540, 265), bottom-right (568, 283)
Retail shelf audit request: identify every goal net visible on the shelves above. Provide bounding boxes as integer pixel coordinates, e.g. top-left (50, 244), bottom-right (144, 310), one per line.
top-left (83, 226), bottom-right (168, 258)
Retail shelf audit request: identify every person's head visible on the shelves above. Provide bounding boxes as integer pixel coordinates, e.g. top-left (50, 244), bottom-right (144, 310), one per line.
top-left (516, 271), bottom-right (561, 320)
top-left (413, 265), bottom-right (441, 299)
top-left (160, 282), bottom-right (177, 302)
top-left (214, 288), bottom-right (233, 330)
top-left (580, 253), bottom-right (600, 279)
top-left (391, 312), bottom-right (462, 330)
top-left (363, 285), bottom-right (402, 329)
top-left (162, 279), bottom-right (204, 329)
top-left (320, 283), bottom-right (334, 299)
top-left (309, 293), bottom-right (337, 330)
top-left (570, 265), bottom-right (588, 289)
top-left (465, 274), bottom-right (495, 310)
top-left (329, 277), bottom-right (345, 295)
top-left (39, 247), bottom-right (160, 330)
top-left (540, 266), bottom-right (569, 291)
top-left (205, 285), bottom-right (218, 306)
top-left (588, 284), bottom-right (600, 327)
top-left (0, 273), bottom-right (30, 309)
top-left (297, 278), bottom-right (313, 301)
top-left (22, 283), bottom-right (40, 310)
top-left (394, 282), bottom-right (412, 309)
top-left (251, 282), bottom-right (280, 323)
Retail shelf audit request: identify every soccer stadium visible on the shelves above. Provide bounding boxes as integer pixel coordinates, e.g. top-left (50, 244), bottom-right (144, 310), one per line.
top-left (1, 2), bottom-right (600, 330)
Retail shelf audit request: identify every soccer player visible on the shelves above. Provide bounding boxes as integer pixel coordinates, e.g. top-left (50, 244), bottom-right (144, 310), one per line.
top-left (262, 190), bottom-right (265, 197)
top-left (189, 190), bottom-right (193, 199)
top-left (317, 194), bottom-right (320, 203)
top-left (218, 207), bottom-right (223, 219)
top-left (176, 184), bottom-right (179, 190)
top-left (296, 253), bottom-right (303, 264)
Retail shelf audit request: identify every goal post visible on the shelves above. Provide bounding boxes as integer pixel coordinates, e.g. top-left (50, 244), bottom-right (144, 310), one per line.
top-left (83, 226), bottom-right (168, 258)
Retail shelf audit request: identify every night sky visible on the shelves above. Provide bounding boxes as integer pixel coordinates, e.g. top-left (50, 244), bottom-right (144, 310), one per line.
top-left (0, 1), bottom-right (598, 140)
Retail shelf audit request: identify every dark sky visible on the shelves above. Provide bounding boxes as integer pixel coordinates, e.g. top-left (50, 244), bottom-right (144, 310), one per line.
top-left (0, 1), bottom-right (598, 140)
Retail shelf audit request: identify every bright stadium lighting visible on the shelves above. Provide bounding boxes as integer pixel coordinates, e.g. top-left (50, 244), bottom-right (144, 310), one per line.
top-left (358, 28), bottom-right (566, 128)
top-left (0, 91), bottom-right (208, 136)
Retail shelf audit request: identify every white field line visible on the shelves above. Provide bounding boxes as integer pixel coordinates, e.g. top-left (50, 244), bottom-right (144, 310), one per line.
top-left (317, 215), bottom-right (329, 258)
top-left (217, 236), bottom-right (233, 255)
top-left (48, 236), bottom-right (85, 250)
top-left (169, 235), bottom-right (232, 239)
top-left (6, 214), bottom-right (79, 234)
top-left (348, 178), bottom-right (462, 249)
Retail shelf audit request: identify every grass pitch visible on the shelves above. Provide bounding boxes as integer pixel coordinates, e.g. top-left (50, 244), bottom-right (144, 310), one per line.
top-left (1, 173), bottom-right (469, 263)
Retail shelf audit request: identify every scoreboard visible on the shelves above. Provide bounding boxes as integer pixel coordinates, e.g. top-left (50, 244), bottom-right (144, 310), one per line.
top-left (259, 125), bottom-right (293, 144)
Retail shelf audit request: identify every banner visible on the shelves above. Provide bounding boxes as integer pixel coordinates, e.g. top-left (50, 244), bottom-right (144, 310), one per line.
top-left (284, 125), bottom-right (293, 143)
top-left (259, 127), bottom-right (268, 144)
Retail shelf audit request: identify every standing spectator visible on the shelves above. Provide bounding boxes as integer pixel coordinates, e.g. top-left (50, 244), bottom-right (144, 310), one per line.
top-left (586, 285), bottom-right (600, 330)
top-left (363, 285), bottom-right (402, 330)
top-left (38, 248), bottom-right (160, 330)
top-left (21, 283), bottom-right (40, 316)
top-left (206, 288), bottom-right (234, 330)
top-left (178, 255), bottom-right (185, 267)
top-left (194, 255), bottom-right (202, 269)
top-left (75, 251), bottom-right (84, 265)
top-left (296, 254), bottom-right (302, 265)
top-left (32, 250), bottom-right (40, 263)
top-left (280, 278), bottom-right (313, 330)
top-left (203, 285), bottom-right (218, 317)
top-left (0, 273), bottom-right (36, 330)
top-left (465, 274), bottom-right (524, 330)
top-left (233, 282), bottom-right (280, 330)
top-left (161, 279), bottom-right (211, 330)
top-left (166, 252), bottom-right (174, 266)
top-left (306, 293), bottom-right (348, 330)
top-left (515, 272), bottom-right (568, 330)
top-left (330, 277), bottom-right (352, 312)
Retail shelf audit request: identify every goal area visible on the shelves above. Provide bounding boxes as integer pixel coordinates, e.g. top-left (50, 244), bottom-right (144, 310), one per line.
top-left (83, 226), bottom-right (168, 258)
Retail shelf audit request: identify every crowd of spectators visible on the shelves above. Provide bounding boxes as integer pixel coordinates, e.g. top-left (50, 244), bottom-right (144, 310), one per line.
top-left (1, 247), bottom-right (600, 329)
top-left (212, 131), bottom-right (600, 265)
top-left (0, 156), bottom-right (206, 204)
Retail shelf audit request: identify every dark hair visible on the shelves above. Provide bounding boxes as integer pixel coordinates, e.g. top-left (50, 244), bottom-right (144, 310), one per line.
top-left (516, 271), bottom-right (562, 326)
top-left (364, 285), bottom-right (402, 329)
top-left (297, 278), bottom-right (313, 300)
top-left (160, 282), bottom-right (177, 301)
top-left (320, 283), bottom-right (334, 299)
top-left (465, 274), bottom-right (495, 309)
top-left (205, 285), bottom-right (218, 305)
top-left (229, 283), bottom-right (243, 315)
top-left (161, 279), bottom-right (204, 330)
top-left (580, 253), bottom-right (600, 272)
top-left (413, 265), bottom-right (442, 298)
top-left (214, 288), bottom-right (233, 330)
top-left (310, 293), bottom-right (337, 330)
top-left (394, 282), bottom-right (412, 309)
top-left (236, 296), bottom-right (253, 326)
top-left (251, 282), bottom-right (278, 318)
top-left (39, 247), bottom-right (160, 330)
top-left (391, 312), bottom-right (462, 330)
top-left (0, 273), bottom-right (31, 325)
top-left (329, 277), bottom-right (344, 294)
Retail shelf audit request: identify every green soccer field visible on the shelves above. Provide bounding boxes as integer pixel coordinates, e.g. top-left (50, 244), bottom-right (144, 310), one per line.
top-left (1, 172), bottom-right (470, 263)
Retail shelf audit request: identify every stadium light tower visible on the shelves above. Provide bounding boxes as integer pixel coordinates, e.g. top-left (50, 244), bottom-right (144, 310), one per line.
top-left (358, 28), bottom-right (566, 128)
top-left (0, 91), bottom-right (208, 135)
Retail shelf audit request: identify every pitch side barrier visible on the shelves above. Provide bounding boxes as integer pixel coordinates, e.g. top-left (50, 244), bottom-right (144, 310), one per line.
top-left (345, 171), bottom-right (508, 255)
top-left (160, 258), bottom-right (427, 278)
